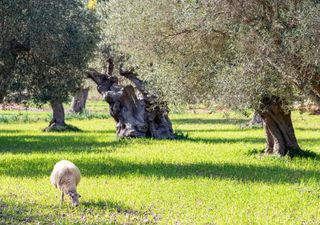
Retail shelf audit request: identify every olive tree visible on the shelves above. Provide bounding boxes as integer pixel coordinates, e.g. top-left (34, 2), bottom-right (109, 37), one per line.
top-left (1, 0), bottom-right (98, 130)
top-left (216, 0), bottom-right (319, 155)
top-left (99, 0), bottom-right (319, 155)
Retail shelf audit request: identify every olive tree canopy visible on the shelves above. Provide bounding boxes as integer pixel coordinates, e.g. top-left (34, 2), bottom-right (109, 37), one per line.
top-left (1, 0), bottom-right (99, 130)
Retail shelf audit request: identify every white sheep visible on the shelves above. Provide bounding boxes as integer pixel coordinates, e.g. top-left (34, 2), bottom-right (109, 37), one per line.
top-left (50, 160), bottom-right (81, 207)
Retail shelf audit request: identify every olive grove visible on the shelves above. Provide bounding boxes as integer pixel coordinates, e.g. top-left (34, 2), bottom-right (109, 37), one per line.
top-left (96, 0), bottom-right (319, 155)
top-left (1, 0), bottom-right (318, 151)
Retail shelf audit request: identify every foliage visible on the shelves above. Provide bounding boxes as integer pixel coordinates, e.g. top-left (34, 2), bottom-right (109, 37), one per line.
top-left (215, 0), bottom-right (320, 111)
top-left (97, 0), bottom-right (319, 111)
top-left (95, 0), bottom-right (226, 105)
top-left (0, 0), bottom-right (99, 105)
top-left (0, 112), bottom-right (319, 224)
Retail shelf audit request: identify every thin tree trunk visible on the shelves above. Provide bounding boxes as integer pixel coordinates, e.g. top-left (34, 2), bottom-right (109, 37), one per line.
top-left (258, 98), bottom-right (300, 156)
top-left (44, 101), bottom-right (66, 131)
top-left (71, 87), bottom-right (89, 113)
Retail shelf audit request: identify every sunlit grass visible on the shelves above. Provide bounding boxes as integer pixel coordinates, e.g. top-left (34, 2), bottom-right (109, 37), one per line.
top-left (0, 112), bottom-right (319, 224)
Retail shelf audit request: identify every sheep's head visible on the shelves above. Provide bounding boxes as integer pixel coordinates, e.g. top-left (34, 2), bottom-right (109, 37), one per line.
top-left (68, 190), bottom-right (81, 207)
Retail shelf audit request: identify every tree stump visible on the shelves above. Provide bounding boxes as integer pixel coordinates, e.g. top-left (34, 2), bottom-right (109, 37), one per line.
top-left (87, 68), bottom-right (175, 139)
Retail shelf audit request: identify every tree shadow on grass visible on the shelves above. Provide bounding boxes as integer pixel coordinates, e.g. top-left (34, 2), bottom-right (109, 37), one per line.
top-left (0, 190), bottom-right (157, 224)
top-left (247, 147), bottom-right (320, 160)
top-left (296, 127), bottom-right (320, 132)
top-left (288, 148), bottom-right (320, 159)
top-left (181, 136), bottom-right (266, 144)
top-left (0, 199), bottom-right (52, 224)
top-left (1, 157), bottom-right (319, 184)
top-left (82, 200), bottom-right (141, 215)
top-left (82, 200), bottom-right (160, 223)
top-left (0, 198), bottom-right (150, 224)
top-left (0, 134), bottom-right (129, 154)
top-left (0, 129), bottom-right (25, 134)
top-left (180, 136), bottom-right (319, 147)
top-left (181, 127), bottom-right (263, 133)
top-left (172, 118), bottom-right (248, 125)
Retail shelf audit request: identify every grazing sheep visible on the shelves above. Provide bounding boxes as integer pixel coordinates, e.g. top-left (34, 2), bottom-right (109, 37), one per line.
top-left (50, 160), bottom-right (81, 207)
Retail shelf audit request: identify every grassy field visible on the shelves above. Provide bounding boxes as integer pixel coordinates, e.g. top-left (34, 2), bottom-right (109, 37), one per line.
top-left (0, 111), bottom-right (319, 224)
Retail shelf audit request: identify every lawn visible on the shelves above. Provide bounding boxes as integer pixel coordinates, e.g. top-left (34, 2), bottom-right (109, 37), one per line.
top-left (0, 111), bottom-right (319, 224)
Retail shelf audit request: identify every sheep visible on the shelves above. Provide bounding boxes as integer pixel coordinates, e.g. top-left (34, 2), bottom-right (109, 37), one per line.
top-left (50, 160), bottom-right (81, 207)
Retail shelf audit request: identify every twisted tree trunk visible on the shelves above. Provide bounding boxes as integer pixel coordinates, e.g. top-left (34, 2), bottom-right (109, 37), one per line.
top-left (71, 87), bottom-right (89, 113)
top-left (258, 97), bottom-right (300, 156)
top-left (87, 68), bottom-right (175, 139)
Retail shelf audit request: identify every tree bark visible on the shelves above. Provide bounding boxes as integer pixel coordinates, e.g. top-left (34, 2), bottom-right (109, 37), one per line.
top-left (258, 98), bottom-right (300, 156)
top-left (87, 68), bottom-right (175, 139)
top-left (249, 111), bottom-right (263, 127)
top-left (44, 101), bottom-right (66, 132)
top-left (50, 100), bottom-right (66, 126)
top-left (71, 87), bottom-right (89, 113)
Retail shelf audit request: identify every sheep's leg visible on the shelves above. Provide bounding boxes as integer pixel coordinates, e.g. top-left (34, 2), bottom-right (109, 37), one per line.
top-left (60, 192), bottom-right (64, 208)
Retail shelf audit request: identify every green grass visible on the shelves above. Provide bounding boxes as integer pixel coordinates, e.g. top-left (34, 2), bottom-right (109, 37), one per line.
top-left (0, 112), bottom-right (319, 224)
top-left (0, 110), bottom-right (110, 124)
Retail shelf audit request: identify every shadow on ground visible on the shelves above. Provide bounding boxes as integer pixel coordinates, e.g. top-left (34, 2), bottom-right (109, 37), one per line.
top-left (182, 137), bottom-right (266, 144)
top-left (0, 198), bottom-right (151, 224)
top-left (0, 134), bottom-right (128, 154)
top-left (172, 118), bottom-right (248, 125)
top-left (0, 199), bottom-right (49, 224)
top-left (83, 200), bottom-right (141, 215)
top-left (1, 157), bottom-right (319, 184)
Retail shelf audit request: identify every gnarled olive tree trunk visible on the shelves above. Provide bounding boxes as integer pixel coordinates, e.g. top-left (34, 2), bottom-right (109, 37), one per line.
top-left (87, 68), bottom-right (175, 139)
top-left (258, 97), bottom-right (300, 156)
top-left (71, 87), bottom-right (89, 113)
